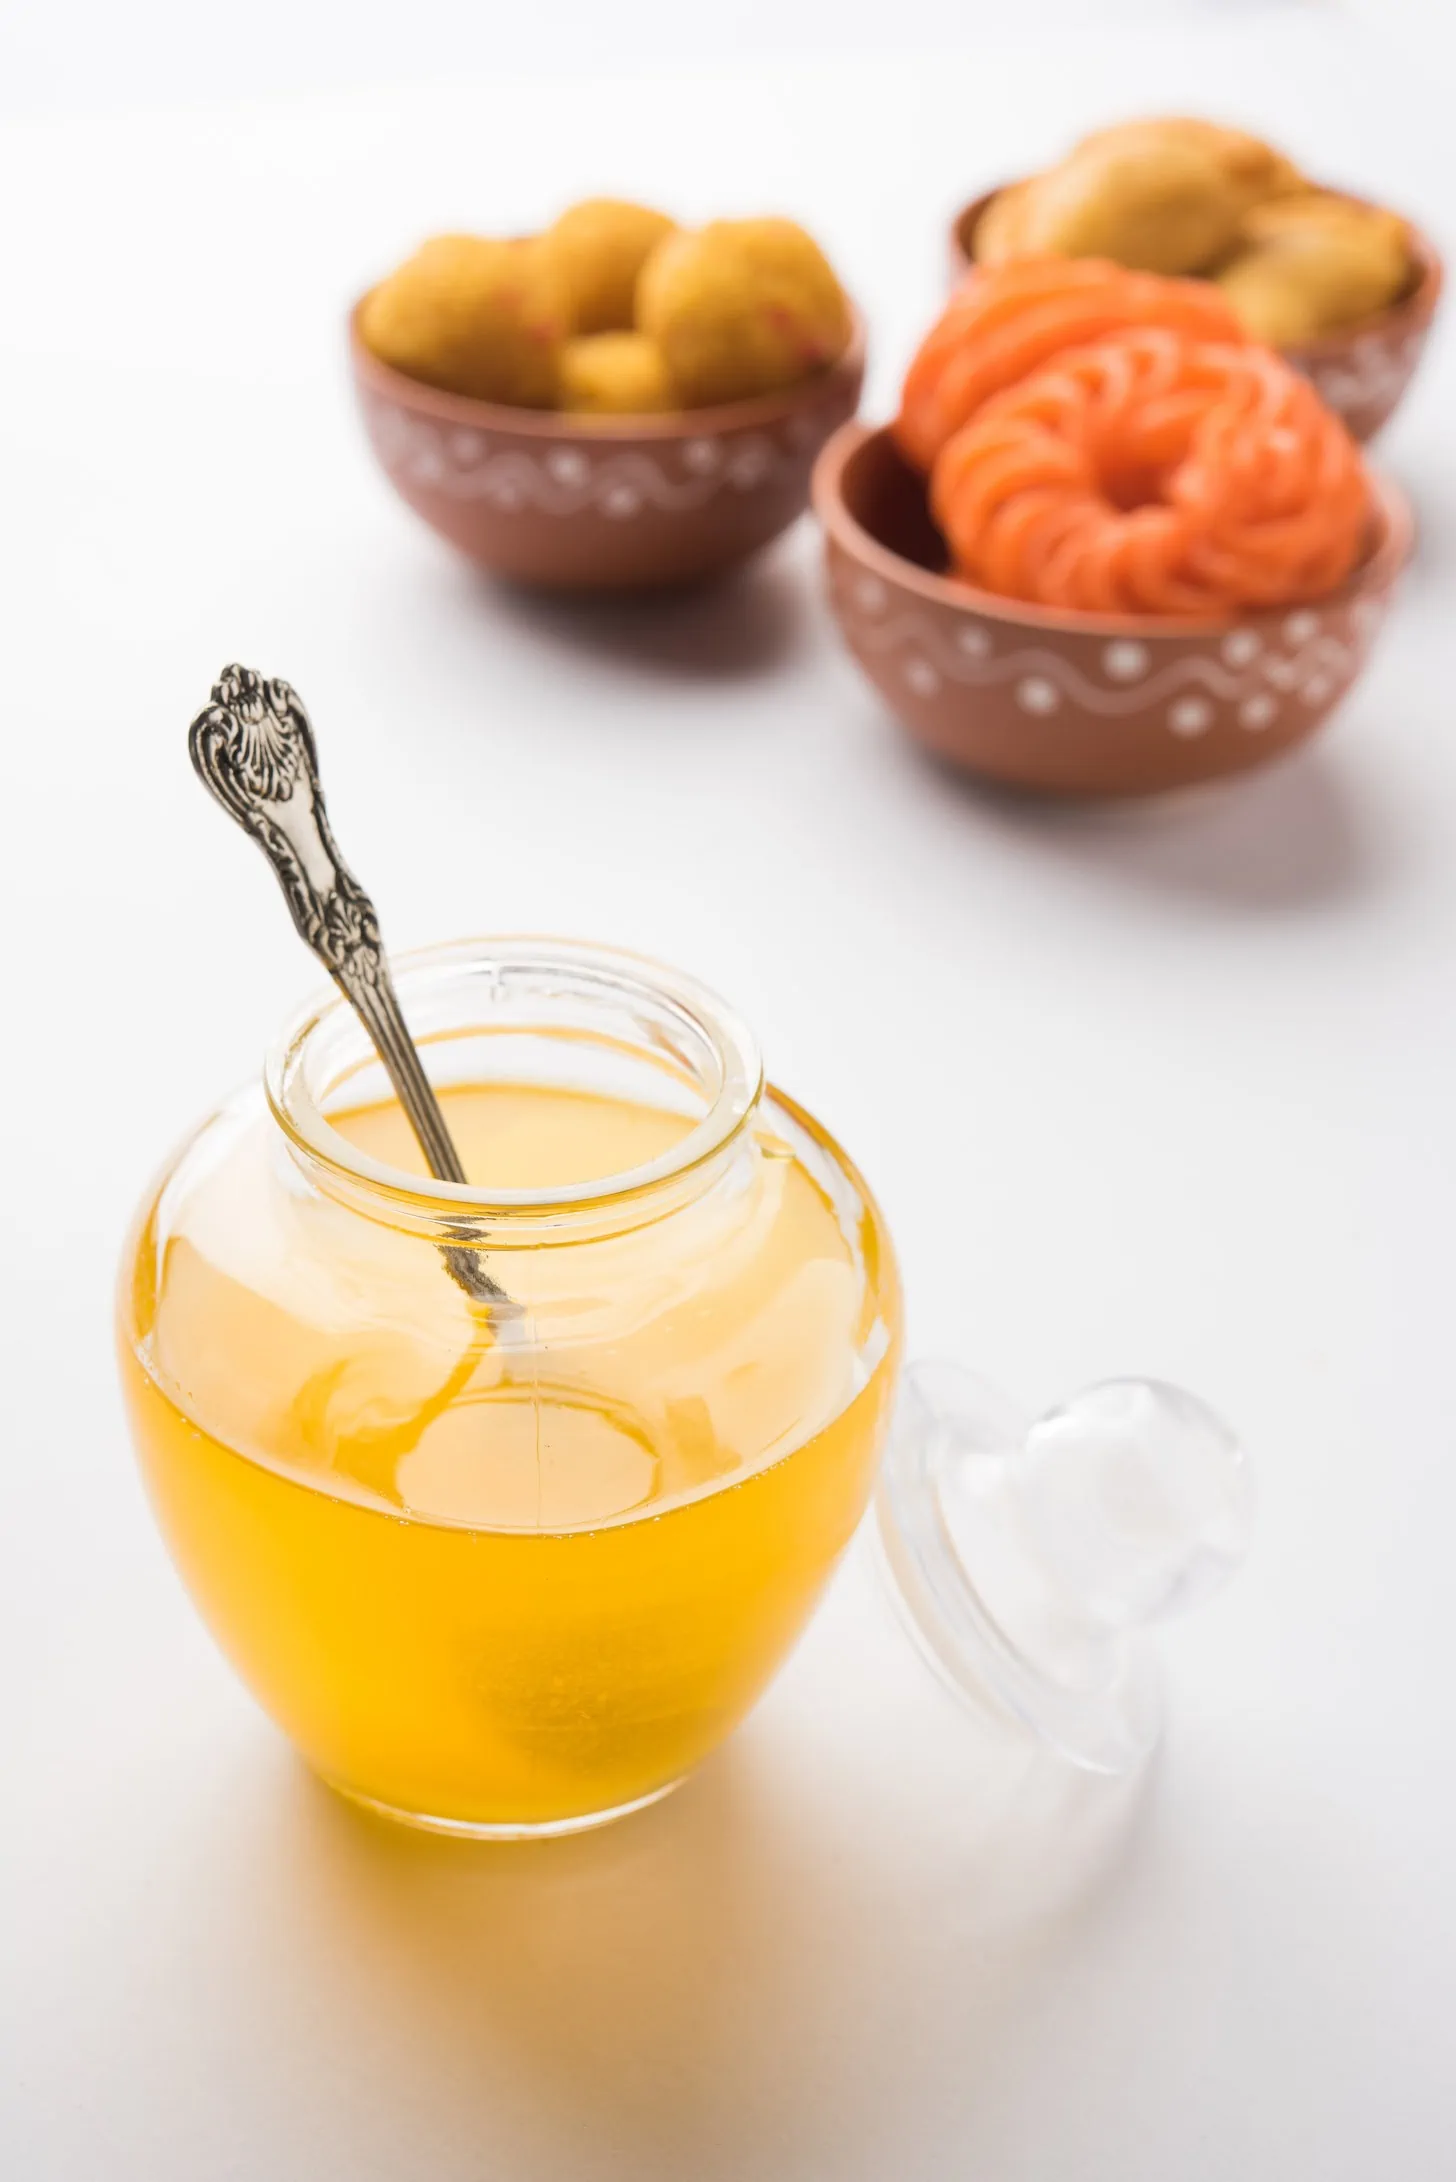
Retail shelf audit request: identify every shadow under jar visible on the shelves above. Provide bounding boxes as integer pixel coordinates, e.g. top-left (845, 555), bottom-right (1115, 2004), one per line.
top-left (117, 941), bottom-right (902, 1838)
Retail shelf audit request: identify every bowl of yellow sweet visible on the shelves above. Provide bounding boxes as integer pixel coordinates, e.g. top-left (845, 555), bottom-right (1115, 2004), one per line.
top-left (949, 117), bottom-right (1441, 442)
top-left (352, 200), bottom-right (864, 589)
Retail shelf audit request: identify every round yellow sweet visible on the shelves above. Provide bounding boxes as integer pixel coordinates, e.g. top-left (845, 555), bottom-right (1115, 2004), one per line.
top-left (360, 234), bottom-right (569, 405)
top-left (559, 332), bottom-right (676, 414)
top-left (637, 218), bottom-right (852, 406)
top-left (543, 198), bottom-right (677, 334)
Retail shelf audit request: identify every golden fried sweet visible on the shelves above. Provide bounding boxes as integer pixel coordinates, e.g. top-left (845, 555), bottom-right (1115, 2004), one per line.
top-left (1216, 193), bottom-right (1412, 343)
top-left (360, 235), bottom-right (568, 404)
top-left (1074, 118), bottom-right (1304, 212)
top-left (638, 218), bottom-right (852, 406)
top-left (973, 177), bottom-right (1041, 266)
top-left (543, 198), bottom-right (677, 334)
top-left (974, 117), bottom-right (1306, 273)
top-left (559, 332), bottom-right (676, 414)
top-left (1003, 134), bottom-right (1246, 275)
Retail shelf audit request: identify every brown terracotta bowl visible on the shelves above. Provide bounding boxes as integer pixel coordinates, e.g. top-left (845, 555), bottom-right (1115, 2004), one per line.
top-left (948, 188), bottom-right (1443, 443)
top-left (813, 421), bottom-right (1411, 799)
top-left (350, 300), bottom-right (866, 590)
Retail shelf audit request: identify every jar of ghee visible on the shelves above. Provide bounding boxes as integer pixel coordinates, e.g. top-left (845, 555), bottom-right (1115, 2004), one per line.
top-left (117, 939), bottom-right (902, 1837)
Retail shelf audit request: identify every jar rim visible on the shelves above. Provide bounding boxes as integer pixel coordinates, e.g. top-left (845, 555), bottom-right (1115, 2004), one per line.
top-left (264, 936), bottom-right (765, 1228)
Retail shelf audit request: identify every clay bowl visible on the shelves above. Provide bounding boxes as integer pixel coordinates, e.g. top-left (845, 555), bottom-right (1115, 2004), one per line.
top-left (813, 421), bottom-right (1411, 800)
top-left (948, 188), bottom-right (1442, 443)
top-left (350, 300), bottom-right (866, 590)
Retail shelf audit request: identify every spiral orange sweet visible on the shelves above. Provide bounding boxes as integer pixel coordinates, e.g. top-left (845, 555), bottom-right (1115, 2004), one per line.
top-left (895, 257), bottom-right (1249, 472)
top-left (929, 327), bottom-right (1369, 617)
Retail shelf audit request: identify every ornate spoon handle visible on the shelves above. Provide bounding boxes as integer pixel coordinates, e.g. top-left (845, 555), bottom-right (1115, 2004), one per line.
top-left (188, 665), bottom-right (510, 1311)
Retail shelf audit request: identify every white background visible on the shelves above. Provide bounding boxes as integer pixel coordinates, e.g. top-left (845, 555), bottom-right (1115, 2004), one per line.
top-left (3, 4), bottom-right (1454, 2177)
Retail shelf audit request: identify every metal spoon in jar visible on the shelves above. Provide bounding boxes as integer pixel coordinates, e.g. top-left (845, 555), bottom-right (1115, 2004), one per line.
top-left (188, 664), bottom-right (515, 1316)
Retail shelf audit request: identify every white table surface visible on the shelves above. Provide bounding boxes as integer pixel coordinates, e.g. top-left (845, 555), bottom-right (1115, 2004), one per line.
top-left (3, 11), bottom-right (1454, 2177)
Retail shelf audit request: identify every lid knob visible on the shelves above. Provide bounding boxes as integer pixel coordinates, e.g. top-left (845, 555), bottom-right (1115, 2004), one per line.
top-left (876, 1365), bottom-right (1255, 1775)
top-left (1012, 1379), bottom-right (1256, 1634)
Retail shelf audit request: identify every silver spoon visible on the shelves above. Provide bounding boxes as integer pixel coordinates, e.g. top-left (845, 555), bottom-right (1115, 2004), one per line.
top-left (188, 664), bottom-right (513, 1314)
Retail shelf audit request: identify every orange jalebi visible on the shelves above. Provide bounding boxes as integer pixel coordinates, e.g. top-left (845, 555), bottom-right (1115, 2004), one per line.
top-left (929, 327), bottom-right (1369, 617)
top-left (895, 257), bottom-right (1249, 472)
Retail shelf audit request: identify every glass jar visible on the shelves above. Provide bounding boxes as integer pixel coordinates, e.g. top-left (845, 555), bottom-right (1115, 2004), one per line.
top-left (117, 939), bottom-right (903, 1838)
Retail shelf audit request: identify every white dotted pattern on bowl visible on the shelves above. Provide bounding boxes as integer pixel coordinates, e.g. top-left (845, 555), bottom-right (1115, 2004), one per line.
top-left (1300, 328), bottom-right (1426, 422)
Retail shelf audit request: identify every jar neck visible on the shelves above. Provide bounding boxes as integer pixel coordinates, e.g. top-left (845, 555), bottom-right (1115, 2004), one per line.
top-left (264, 938), bottom-right (765, 1247)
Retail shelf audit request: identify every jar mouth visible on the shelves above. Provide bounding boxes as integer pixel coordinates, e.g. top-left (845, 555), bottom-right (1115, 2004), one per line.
top-left (265, 937), bottom-right (764, 1233)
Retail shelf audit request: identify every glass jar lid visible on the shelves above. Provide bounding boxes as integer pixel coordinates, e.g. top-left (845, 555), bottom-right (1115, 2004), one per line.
top-left (877, 1363), bottom-right (1256, 1774)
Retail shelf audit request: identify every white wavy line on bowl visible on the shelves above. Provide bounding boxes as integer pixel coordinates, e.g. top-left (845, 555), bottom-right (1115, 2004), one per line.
top-left (362, 397), bottom-right (818, 515)
top-left (833, 600), bottom-right (1373, 717)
